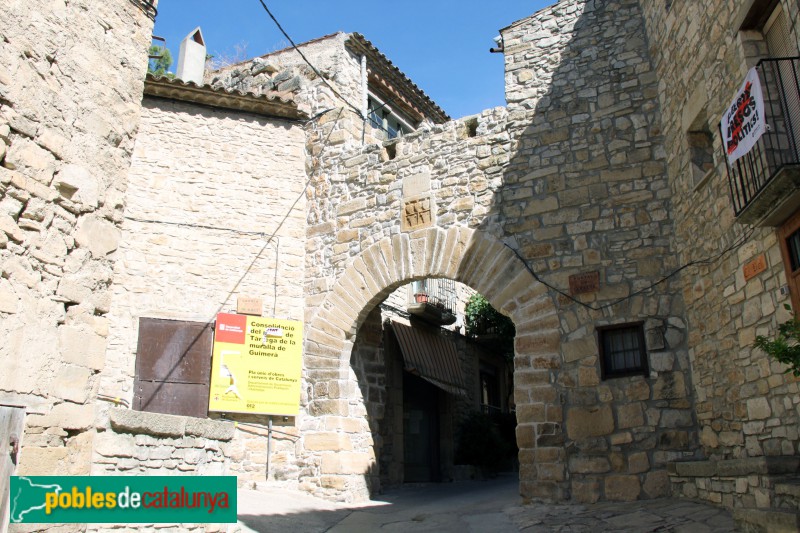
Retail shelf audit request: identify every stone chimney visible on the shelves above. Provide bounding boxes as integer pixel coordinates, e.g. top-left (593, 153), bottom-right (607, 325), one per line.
top-left (176, 27), bottom-right (205, 85)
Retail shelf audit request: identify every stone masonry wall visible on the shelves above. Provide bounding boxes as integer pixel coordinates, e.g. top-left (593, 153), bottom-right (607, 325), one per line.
top-left (209, 33), bottom-right (368, 151)
top-left (97, 96), bottom-right (308, 486)
top-left (638, 0), bottom-right (800, 466)
top-left (0, 0), bottom-right (154, 478)
top-left (297, 0), bottom-right (696, 502)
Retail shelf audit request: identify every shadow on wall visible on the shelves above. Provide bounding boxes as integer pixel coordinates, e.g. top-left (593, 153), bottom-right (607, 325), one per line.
top-left (463, 0), bottom-right (698, 502)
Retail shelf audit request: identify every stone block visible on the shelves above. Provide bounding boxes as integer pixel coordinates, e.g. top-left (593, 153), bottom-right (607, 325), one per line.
top-left (616, 403), bottom-right (644, 429)
top-left (659, 430), bottom-right (690, 449)
top-left (51, 365), bottom-right (92, 403)
top-left (320, 475), bottom-right (348, 490)
top-left (561, 336), bottom-right (597, 363)
top-left (0, 214), bottom-right (25, 242)
top-left (642, 470), bottom-right (670, 498)
top-left (53, 164), bottom-right (99, 207)
top-left (0, 278), bottom-right (19, 313)
top-left (625, 379), bottom-right (651, 401)
top-left (566, 405), bottom-right (614, 440)
top-left (700, 426), bottom-right (719, 448)
top-left (649, 352), bottom-right (674, 372)
top-left (74, 215), bottom-right (120, 257)
top-left (653, 372), bottom-right (686, 400)
top-left (320, 452), bottom-right (373, 475)
top-left (629, 452), bottom-right (650, 474)
top-left (185, 418), bottom-right (235, 441)
top-left (572, 478), bottom-right (600, 503)
top-left (659, 409), bottom-right (693, 428)
top-left (109, 407), bottom-right (186, 437)
top-left (304, 432), bottom-right (353, 451)
top-left (17, 446), bottom-right (70, 475)
top-left (4, 137), bottom-right (56, 184)
top-left (31, 403), bottom-right (95, 430)
top-left (59, 325), bottom-right (107, 370)
top-left (604, 474), bottom-right (641, 501)
top-left (94, 432), bottom-right (138, 458)
top-left (746, 397), bottom-right (771, 420)
top-left (569, 455), bottom-right (610, 474)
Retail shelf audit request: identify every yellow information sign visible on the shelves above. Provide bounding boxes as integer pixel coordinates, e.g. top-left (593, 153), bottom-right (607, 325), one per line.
top-left (208, 313), bottom-right (303, 416)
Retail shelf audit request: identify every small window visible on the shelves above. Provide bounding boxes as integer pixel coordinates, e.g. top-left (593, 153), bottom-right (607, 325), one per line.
top-left (598, 323), bottom-right (648, 379)
top-left (688, 128), bottom-right (715, 187)
top-left (133, 318), bottom-right (213, 418)
top-left (685, 105), bottom-right (715, 189)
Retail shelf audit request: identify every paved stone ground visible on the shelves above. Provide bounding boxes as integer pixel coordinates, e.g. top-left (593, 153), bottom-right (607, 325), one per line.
top-left (508, 499), bottom-right (735, 532)
top-left (236, 475), bottom-right (736, 532)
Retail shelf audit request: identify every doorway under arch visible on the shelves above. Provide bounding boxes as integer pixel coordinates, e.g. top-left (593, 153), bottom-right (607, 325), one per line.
top-left (300, 226), bottom-right (564, 502)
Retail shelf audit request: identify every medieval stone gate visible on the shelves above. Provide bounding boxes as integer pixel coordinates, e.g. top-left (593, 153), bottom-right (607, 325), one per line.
top-left (302, 226), bottom-right (563, 501)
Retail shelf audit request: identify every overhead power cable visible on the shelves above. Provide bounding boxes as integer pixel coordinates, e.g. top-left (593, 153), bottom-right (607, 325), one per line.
top-left (503, 227), bottom-right (756, 312)
top-left (256, 0), bottom-right (362, 118)
top-left (255, 0), bottom-right (403, 139)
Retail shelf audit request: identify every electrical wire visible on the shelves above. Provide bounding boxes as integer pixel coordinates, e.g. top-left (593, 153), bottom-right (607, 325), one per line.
top-left (256, 0), bottom-right (362, 118)
top-left (503, 226), bottom-right (756, 312)
top-left (123, 217), bottom-right (275, 236)
top-left (255, 0), bottom-right (404, 140)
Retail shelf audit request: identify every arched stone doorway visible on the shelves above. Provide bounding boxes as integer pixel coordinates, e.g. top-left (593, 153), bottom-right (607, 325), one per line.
top-left (300, 226), bottom-right (564, 502)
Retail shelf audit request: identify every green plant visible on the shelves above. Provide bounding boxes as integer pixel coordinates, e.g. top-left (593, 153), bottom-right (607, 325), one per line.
top-left (754, 304), bottom-right (800, 377)
top-left (464, 293), bottom-right (515, 359)
top-left (147, 45), bottom-right (173, 78)
top-left (464, 294), bottom-right (515, 338)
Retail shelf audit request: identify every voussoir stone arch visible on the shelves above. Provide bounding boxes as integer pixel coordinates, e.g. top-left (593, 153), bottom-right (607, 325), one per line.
top-left (302, 225), bottom-right (567, 502)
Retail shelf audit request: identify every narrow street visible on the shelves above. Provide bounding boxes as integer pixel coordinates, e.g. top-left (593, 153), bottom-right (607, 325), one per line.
top-left (236, 475), bottom-right (735, 532)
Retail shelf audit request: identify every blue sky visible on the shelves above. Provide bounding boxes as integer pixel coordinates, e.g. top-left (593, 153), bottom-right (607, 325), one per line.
top-left (153, 1), bottom-right (553, 119)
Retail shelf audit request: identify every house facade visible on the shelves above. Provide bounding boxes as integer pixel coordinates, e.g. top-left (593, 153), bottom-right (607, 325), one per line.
top-left (1, 0), bottom-right (799, 529)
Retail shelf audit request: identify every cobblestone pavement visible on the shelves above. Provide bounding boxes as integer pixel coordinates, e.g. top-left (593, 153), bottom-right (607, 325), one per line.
top-left (237, 475), bottom-right (736, 532)
top-left (508, 498), bottom-right (735, 532)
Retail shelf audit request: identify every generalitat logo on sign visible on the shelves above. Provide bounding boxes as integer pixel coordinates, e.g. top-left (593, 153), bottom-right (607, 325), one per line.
top-left (9, 476), bottom-right (237, 524)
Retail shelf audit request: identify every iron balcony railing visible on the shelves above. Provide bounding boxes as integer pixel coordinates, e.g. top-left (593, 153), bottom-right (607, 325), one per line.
top-left (726, 57), bottom-right (800, 216)
top-left (409, 278), bottom-right (456, 315)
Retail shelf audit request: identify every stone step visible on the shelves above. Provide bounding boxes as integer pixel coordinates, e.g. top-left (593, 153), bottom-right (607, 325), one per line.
top-left (733, 507), bottom-right (800, 533)
top-left (668, 456), bottom-right (800, 477)
top-left (775, 476), bottom-right (800, 509)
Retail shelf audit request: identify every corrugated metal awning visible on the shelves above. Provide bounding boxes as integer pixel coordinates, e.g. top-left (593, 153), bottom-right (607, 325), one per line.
top-left (390, 319), bottom-right (467, 397)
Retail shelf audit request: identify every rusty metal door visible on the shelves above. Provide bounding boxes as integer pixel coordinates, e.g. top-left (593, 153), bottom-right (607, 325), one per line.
top-left (1, 406), bottom-right (25, 533)
top-left (134, 318), bottom-right (214, 418)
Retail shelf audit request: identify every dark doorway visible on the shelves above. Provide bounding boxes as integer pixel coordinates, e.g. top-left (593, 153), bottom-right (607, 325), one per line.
top-left (403, 373), bottom-right (441, 482)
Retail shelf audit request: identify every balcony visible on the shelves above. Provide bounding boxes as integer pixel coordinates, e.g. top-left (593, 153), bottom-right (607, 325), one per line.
top-left (726, 57), bottom-right (800, 227)
top-left (406, 279), bottom-right (456, 326)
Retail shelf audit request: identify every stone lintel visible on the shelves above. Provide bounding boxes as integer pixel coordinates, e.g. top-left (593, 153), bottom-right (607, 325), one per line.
top-left (109, 408), bottom-right (235, 441)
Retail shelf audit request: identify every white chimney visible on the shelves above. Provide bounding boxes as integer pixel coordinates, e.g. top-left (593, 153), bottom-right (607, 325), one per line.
top-left (176, 27), bottom-right (206, 85)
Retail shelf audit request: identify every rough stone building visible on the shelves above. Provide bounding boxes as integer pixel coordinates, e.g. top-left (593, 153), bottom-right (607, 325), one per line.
top-left (1, 0), bottom-right (800, 530)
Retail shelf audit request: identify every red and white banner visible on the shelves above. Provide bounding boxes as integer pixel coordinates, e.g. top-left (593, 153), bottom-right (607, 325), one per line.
top-left (721, 67), bottom-right (766, 165)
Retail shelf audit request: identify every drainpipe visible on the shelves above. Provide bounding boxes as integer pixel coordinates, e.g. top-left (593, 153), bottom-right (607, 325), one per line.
top-left (266, 417), bottom-right (273, 481)
top-left (361, 54), bottom-right (368, 144)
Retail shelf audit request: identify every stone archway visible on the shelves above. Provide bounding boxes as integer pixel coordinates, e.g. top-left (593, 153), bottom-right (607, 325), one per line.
top-left (300, 225), bottom-right (565, 502)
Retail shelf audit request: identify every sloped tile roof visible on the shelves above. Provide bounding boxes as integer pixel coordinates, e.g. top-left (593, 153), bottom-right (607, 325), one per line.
top-left (144, 73), bottom-right (307, 121)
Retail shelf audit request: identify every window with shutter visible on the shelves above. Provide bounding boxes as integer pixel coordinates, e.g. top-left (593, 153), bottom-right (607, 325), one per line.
top-left (133, 317), bottom-right (214, 418)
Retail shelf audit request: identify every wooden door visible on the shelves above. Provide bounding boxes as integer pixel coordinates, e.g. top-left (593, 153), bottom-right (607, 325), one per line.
top-left (1, 406), bottom-right (25, 533)
top-left (778, 208), bottom-right (800, 314)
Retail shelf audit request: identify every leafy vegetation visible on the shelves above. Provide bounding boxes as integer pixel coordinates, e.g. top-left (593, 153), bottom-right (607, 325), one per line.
top-left (754, 305), bottom-right (800, 377)
top-left (147, 45), bottom-right (173, 78)
top-left (464, 293), bottom-right (515, 359)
